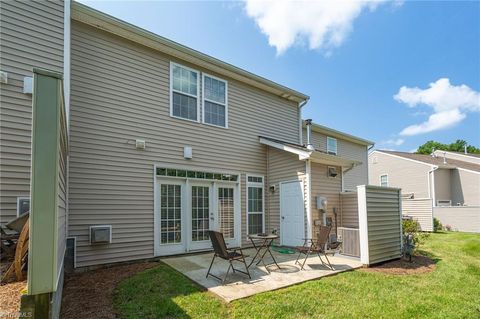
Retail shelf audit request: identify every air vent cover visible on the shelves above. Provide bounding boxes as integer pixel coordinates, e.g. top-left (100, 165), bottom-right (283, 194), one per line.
top-left (90, 225), bottom-right (112, 244)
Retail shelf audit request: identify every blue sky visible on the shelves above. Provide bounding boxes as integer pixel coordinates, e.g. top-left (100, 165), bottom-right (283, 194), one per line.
top-left (79, 0), bottom-right (480, 151)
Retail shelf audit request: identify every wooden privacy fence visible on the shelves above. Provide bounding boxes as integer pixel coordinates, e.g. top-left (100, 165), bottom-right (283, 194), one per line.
top-left (357, 185), bottom-right (402, 265)
top-left (433, 206), bottom-right (480, 233)
top-left (402, 198), bottom-right (433, 231)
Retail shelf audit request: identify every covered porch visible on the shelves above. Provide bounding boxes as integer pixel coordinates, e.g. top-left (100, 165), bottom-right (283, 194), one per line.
top-left (161, 248), bottom-right (362, 302)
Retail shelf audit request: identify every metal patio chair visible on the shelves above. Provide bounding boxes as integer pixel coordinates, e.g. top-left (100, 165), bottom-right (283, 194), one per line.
top-left (206, 230), bottom-right (251, 284)
top-left (295, 225), bottom-right (334, 271)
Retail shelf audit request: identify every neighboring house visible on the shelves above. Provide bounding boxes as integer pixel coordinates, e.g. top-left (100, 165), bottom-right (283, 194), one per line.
top-left (369, 150), bottom-right (480, 232)
top-left (1, 1), bottom-right (374, 269)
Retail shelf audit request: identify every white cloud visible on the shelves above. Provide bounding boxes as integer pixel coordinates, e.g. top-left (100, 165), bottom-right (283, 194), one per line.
top-left (394, 78), bottom-right (480, 136)
top-left (383, 138), bottom-right (405, 146)
top-left (243, 0), bottom-right (393, 55)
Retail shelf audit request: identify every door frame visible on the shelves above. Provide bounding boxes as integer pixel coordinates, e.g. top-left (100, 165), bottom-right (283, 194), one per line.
top-left (279, 179), bottom-right (306, 246)
top-left (153, 165), bottom-right (242, 256)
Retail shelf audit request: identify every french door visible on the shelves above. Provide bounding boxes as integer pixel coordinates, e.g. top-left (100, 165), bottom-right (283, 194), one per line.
top-left (157, 178), bottom-right (240, 255)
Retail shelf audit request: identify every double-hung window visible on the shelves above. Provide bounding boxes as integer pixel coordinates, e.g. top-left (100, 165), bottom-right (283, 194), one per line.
top-left (170, 63), bottom-right (199, 121)
top-left (203, 74), bottom-right (227, 128)
top-left (327, 137), bottom-right (337, 155)
top-left (247, 175), bottom-right (264, 235)
top-left (380, 174), bottom-right (388, 187)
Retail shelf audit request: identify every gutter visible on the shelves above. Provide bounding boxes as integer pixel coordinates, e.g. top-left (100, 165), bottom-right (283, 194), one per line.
top-left (298, 97), bottom-right (310, 145)
top-left (428, 166), bottom-right (438, 205)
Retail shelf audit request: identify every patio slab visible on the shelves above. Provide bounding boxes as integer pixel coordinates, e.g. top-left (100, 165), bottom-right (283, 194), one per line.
top-left (161, 248), bottom-right (363, 302)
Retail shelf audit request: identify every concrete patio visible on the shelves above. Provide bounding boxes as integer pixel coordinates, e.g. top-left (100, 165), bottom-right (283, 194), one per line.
top-left (161, 248), bottom-right (363, 302)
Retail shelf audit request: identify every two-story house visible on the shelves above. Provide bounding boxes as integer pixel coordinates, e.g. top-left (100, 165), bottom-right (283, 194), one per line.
top-left (0, 1), bottom-right (373, 272)
top-left (369, 150), bottom-right (480, 232)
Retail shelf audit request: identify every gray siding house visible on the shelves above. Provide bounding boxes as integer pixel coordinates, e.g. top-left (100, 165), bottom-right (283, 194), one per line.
top-left (369, 150), bottom-right (480, 232)
top-left (0, 1), bottom-right (374, 271)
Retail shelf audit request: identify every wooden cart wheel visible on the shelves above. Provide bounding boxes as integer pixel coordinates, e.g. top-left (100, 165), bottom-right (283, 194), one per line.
top-left (14, 219), bottom-right (29, 281)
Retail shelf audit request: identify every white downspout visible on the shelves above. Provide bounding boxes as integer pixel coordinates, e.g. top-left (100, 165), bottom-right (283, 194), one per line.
top-left (305, 159), bottom-right (312, 239)
top-left (428, 166), bottom-right (438, 206)
top-left (298, 98), bottom-right (309, 145)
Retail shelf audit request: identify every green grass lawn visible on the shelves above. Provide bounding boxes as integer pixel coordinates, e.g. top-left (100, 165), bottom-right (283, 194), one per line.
top-left (114, 232), bottom-right (480, 319)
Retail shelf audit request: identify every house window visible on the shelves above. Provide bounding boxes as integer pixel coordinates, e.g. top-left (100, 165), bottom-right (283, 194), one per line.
top-left (203, 74), bottom-right (227, 128)
top-left (17, 197), bottom-right (30, 216)
top-left (170, 63), bottom-right (199, 122)
top-left (247, 175), bottom-right (264, 235)
top-left (380, 174), bottom-right (388, 187)
top-left (327, 137), bottom-right (337, 155)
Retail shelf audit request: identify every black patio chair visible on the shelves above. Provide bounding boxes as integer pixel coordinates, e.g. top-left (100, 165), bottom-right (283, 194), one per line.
top-left (206, 230), bottom-right (251, 284)
top-left (295, 225), bottom-right (334, 270)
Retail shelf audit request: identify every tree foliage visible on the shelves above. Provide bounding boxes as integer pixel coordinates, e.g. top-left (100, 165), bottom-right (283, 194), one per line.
top-left (415, 139), bottom-right (480, 155)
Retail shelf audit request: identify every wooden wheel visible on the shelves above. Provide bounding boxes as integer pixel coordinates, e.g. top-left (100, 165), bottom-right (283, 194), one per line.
top-left (14, 219), bottom-right (29, 281)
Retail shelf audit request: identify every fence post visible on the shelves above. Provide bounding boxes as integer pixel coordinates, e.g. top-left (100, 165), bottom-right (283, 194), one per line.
top-left (357, 185), bottom-right (369, 265)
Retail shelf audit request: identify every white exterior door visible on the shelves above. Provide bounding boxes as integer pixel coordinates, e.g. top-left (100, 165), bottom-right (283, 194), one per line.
top-left (280, 180), bottom-right (305, 247)
top-left (156, 176), bottom-right (241, 255)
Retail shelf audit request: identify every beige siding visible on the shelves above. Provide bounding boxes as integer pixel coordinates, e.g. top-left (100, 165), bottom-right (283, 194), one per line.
top-left (451, 169), bottom-right (480, 206)
top-left (0, 0), bottom-right (64, 225)
top-left (304, 129), bottom-right (368, 191)
top-left (340, 192), bottom-right (358, 228)
top-left (58, 101), bottom-right (68, 271)
top-left (402, 198), bottom-right (433, 231)
top-left (364, 186), bottom-right (402, 264)
top-left (434, 169), bottom-right (451, 204)
top-left (69, 21), bottom-right (300, 267)
top-left (369, 152), bottom-right (432, 198)
top-left (266, 147), bottom-right (306, 237)
top-left (310, 162), bottom-right (342, 235)
top-left (433, 206), bottom-right (480, 233)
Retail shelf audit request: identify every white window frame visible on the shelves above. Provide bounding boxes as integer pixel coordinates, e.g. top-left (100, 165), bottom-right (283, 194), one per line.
top-left (16, 196), bottom-right (30, 217)
top-left (202, 73), bottom-right (228, 129)
top-left (246, 174), bottom-right (265, 235)
top-left (327, 136), bottom-right (337, 155)
top-left (169, 62), bottom-right (200, 123)
top-left (380, 174), bottom-right (388, 187)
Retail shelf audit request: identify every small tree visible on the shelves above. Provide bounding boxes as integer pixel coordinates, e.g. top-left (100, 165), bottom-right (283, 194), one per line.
top-left (433, 218), bottom-right (443, 232)
top-left (402, 218), bottom-right (429, 261)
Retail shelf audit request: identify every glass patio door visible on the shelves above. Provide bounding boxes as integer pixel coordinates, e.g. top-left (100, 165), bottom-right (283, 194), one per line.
top-left (217, 186), bottom-right (236, 247)
top-left (188, 182), bottom-right (213, 251)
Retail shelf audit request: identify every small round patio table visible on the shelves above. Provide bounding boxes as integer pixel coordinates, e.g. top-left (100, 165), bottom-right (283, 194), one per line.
top-left (247, 234), bottom-right (281, 273)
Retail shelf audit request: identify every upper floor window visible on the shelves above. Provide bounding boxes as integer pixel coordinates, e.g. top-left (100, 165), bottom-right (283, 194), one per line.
top-left (380, 174), bottom-right (388, 187)
top-left (327, 137), bottom-right (337, 155)
top-left (170, 63), bottom-right (199, 122)
top-left (203, 74), bottom-right (228, 128)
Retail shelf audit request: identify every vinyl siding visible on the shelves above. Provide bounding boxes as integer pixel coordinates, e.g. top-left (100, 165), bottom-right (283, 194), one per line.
top-left (369, 152), bottom-right (432, 198)
top-left (402, 198), bottom-right (433, 231)
top-left (340, 192), bottom-right (358, 228)
top-left (433, 206), bottom-right (480, 233)
top-left (434, 150), bottom-right (480, 165)
top-left (364, 186), bottom-right (402, 264)
top-left (58, 103), bottom-right (68, 272)
top-left (434, 169), bottom-right (451, 204)
top-left (69, 21), bottom-right (300, 267)
top-left (266, 147), bottom-right (306, 237)
top-left (304, 129), bottom-right (368, 191)
top-left (0, 0), bottom-right (64, 225)
top-left (310, 162), bottom-right (342, 235)
top-left (451, 169), bottom-right (480, 206)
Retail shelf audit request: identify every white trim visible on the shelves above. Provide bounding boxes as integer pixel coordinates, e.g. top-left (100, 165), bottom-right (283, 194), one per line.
top-left (169, 62), bottom-right (200, 123)
top-left (327, 136), bottom-right (337, 155)
top-left (357, 185), bottom-right (369, 265)
top-left (153, 164), bottom-right (159, 255)
top-left (63, 0), bottom-right (71, 132)
top-left (457, 167), bottom-right (480, 175)
top-left (16, 196), bottom-right (30, 217)
top-left (380, 174), bottom-right (388, 187)
top-left (202, 72), bottom-right (228, 128)
top-left (305, 160), bottom-right (312, 239)
top-left (259, 137), bottom-right (311, 158)
top-left (246, 174), bottom-right (265, 235)
top-left (370, 150), bottom-right (436, 169)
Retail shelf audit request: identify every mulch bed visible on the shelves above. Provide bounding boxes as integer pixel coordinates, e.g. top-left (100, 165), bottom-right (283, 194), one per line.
top-left (361, 255), bottom-right (436, 275)
top-left (0, 279), bottom-right (27, 318)
top-left (61, 261), bottom-right (159, 319)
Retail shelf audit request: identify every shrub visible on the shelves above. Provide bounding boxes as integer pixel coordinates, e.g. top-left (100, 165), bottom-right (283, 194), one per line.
top-left (445, 224), bottom-right (453, 231)
top-left (433, 218), bottom-right (443, 232)
top-left (402, 219), bottom-right (429, 258)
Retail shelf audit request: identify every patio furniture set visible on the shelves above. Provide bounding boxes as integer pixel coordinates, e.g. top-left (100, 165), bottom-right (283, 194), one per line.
top-left (206, 226), bottom-right (341, 283)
